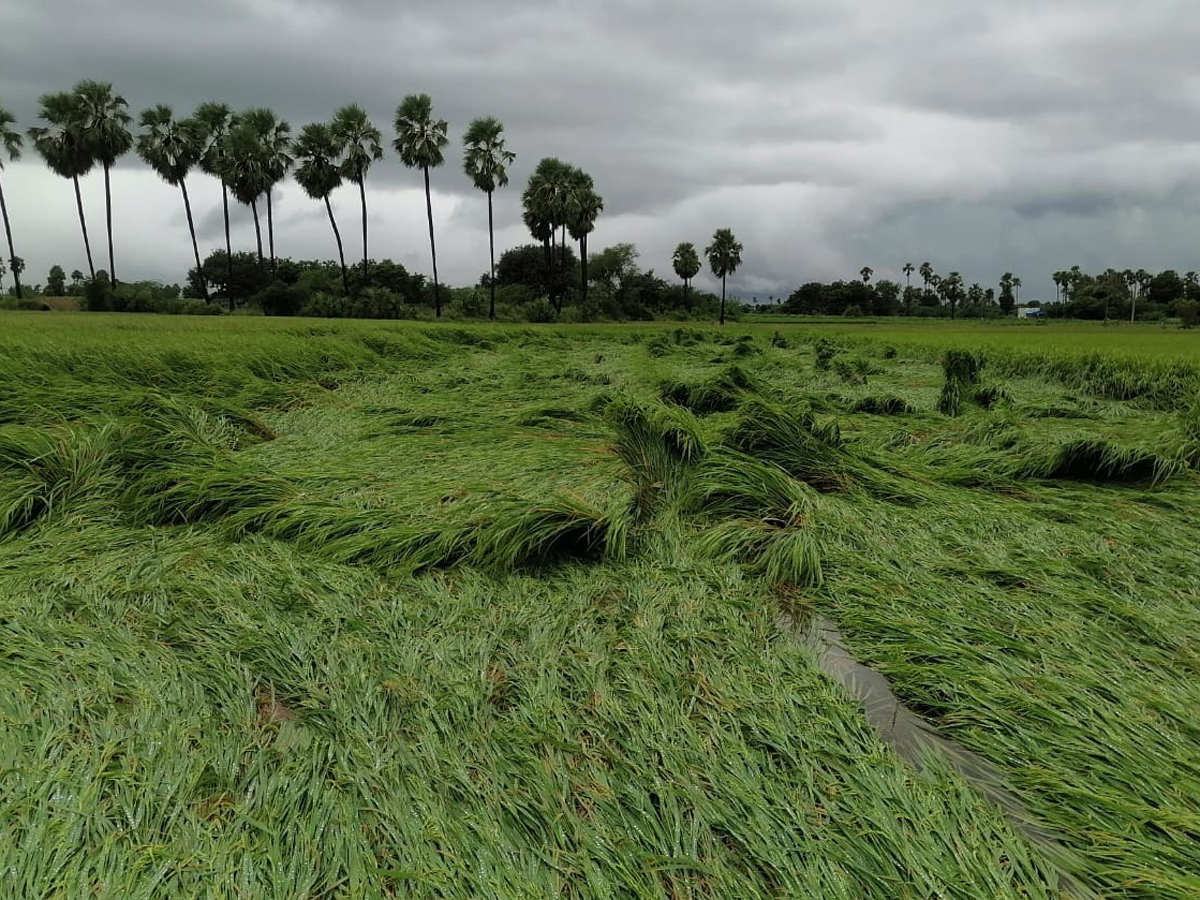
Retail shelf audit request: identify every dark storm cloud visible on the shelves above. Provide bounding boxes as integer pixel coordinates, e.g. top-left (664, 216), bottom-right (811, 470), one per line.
top-left (4, 0), bottom-right (1200, 298)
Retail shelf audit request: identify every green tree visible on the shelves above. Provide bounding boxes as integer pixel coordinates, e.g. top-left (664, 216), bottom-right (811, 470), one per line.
top-left (919, 261), bottom-right (933, 298)
top-left (998, 272), bottom-right (1015, 315)
top-left (705, 228), bottom-right (743, 325)
top-left (902, 262), bottom-right (915, 289)
top-left (566, 168), bottom-right (602, 305)
top-left (73, 81), bottom-right (132, 285)
top-left (940, 271), bottom-right (964, 318)
top-left (1012, 276), bottom-right (1021, 307)
top-left (521, 157), bottom-right (573, 311)
top-left (193, 103), bottom-right (237, 305)
top-left (393, 94), bottom-right (449, 315)
top-left (47, 264), bottom-right (66, 295)
top-left (220, 117), bottom-right (270, 268)
top-left (860, 266), bottom-right (873, 284)
top-left (462, 116), bottom-right (515, 319)
top-left (0, 105), bottom-right (23, 299)
top-left (293, 122), bottom-right (349, 296)
top-left (242, 109), bottom-right (292, 277)
top-left (136, 104), bottom-right (207, 300)
top-left (331, 105), bottom-right (384, 282)
top-left (28, 92), bottom-right (96, 278)
top-left (672, 242), bottom-right (702, 308)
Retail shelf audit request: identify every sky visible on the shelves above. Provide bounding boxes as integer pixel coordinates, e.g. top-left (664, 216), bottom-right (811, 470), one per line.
top-left (3, 0), bottom-right (1200, 303)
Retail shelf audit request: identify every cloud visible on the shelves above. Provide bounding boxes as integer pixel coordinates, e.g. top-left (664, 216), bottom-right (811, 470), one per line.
top-left (3, 0), bottom-right (1200, 301)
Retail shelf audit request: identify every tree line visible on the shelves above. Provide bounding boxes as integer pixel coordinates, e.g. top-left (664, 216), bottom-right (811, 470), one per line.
top-left (0, 82), bottom-right (744, 323)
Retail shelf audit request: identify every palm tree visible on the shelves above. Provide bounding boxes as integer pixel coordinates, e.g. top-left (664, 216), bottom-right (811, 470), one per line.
top-left (243, 109), bottom-right (291, 277)
top-left (28, 92), bottom-right (96, 279)
top-left (940, 271), bottom-right (964, 319)
top-left (902, 262), bottom-right (915, 289)
top-left (705, 228), bottom-right (743, 326)
top-left (566, 168), bottom-right (602, 305)
top-left (1134, 269), bottom-right (1151, 322)
top-left (672, 242), bottom-right (702, 308)
top-left (331, 105), bottom-right (383, 283)
top-left (860, 266), bottom-right (873, 284)
top-left (73, 81), bottom-right (131, 285)
top-left (1012, 276), bottom-right (1022, 306)
top-left (136, 105), bottom-right (206, 300)
top-left (462, 116), bottom-right (515, 319)
top-left (221, 119), bottom-right (269, 268)
top-left (294, 122), bottom-right (349, 296)
top-left (521, 157), bottom-right (572, 311)
top-left (393, 94), bottom-right (448, 315)
top-left (194, 103), bottom-right (237, 302)
top-left (0, 106), bottom-right (24, 299)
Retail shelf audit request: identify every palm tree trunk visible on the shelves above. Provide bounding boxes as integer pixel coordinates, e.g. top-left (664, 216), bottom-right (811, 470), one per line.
top-left (423, 165), bottom-right (440, 316)
top-left (222, 182), bottom-right (233, 311)
top-left (487, 190), bottom-right (495, 320)
top-left (73, 175), bottom-right (95, 279)
top-left (683, 278), bottom-right (689, 309)
top-left (325, 196), bottom-right (348, 296)
top-left (103, 162), bottom-right (116, 285)
top-left (266, 189), bottom-right (276, 277)
top-left (0, 174), bottom-right (22, 299)
top-left (180, 179), bottom-right (206, 302)
top-left (543, 237), bottom-right (552, 309)
top-left (250, 198), bottom-right (264, 268)
top-left (359, 177), bottom-right (369, 284)
top-left (720, 275), bottom-right (727, 326)
top-left (576, 232), bottom-right (585, 303)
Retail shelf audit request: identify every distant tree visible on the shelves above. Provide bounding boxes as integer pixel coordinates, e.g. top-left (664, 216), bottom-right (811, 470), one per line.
top-left (193, 103), bottom-right (238, 303)
top-left (588, 243), bottom-right (638, 291)
top-left (46, 264), bottom-right (66, 295)
top-left (0, 105), bottom-right (23, 298)
top-left (28, 91), bottom-right (96, 278)
top-left (565, 168), bottom-right (602, 304)
top-left (705, 227), bottom-right (743, 326)
top-left (74, 80), bottom-right (132, 285)
top-left (521, 157), bottom-right (573, 310)
top-left (998, 272), bottom-right (1015, 315)
top-left (902, 285), bottom-right (921, 316)
top-left (860, 266), bottom-right (873, 284)
top-left (221, 117), bottom-right (270, 268)
top-left (919, 261), bottom-right (933, 297)
top-left (85, 270), bottom-right (112, 311)
top-left (70, 269), bottom-right (84, 290)
top-left (393, 94), bottom-right (449, 315)
top-left (136, 104), bottom-right (207, 300)
top-left (1012, 276), bottom-right (1022, 307)
top-left (902, 262), bottom-right (915, 292)
top-left (463, 116), bottom-right (515, 319)
top-left (294, 122), bottom-right (349, 296)
top-left (940, 271), bottom-right (964, 319)
top-left (672, 242), bottom-right (702, 308)
top-left (10, 256), bottom-right (24, 290)
top-left (332, 104), bottom-right (384, 281)
top-left (192, 249), bottom-right (270, 302)
top-left (241, 109), bottom-right (291, 276)
top-left (873, 279), bottom-right (900, 315)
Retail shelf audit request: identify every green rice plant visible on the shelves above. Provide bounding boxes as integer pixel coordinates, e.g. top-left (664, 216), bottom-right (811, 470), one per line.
top-left (1015, 438), bottom-right (1179, 484)
top-left (608, 399), bottom-right (705, 517)
top-left (770, 330), bottom-right (791, 349)
top-left (473, 494), bottom-right (629, 569)
top-left (726, 397), bottom-right (850, 492)
top-left (814, 338), bottom-right (838, 370)
top-left (681, 449), bottom-right (817, 524)
top-left (938, 350), bottom-right (983, 416)
top-left (696, 519), bottom-right (823, 587)
top-left (850, 396), bottom-right (916, 416)
top-left (659, 364), bottom-right (765, 415)
top-left (833, 355), bottom-right (881, 385)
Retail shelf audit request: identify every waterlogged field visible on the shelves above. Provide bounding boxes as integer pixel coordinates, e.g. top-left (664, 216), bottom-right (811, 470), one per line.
top-left (1, 312), bottom-right (1199, 899)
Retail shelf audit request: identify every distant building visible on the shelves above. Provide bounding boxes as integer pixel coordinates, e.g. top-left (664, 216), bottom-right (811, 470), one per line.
top-left (1016, 307), bottom-right (1045, 319)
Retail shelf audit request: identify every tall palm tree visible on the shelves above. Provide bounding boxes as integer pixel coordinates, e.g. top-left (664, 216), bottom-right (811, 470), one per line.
top-left (902, 262), bottom-right (915, 289)
top-left (242, 109), bottom-right (291, 277)
top-left (194, 103), bottom-right (237, 303)
top-left (462, 116), bottom-right (515, 319)
top-left (28, 92), bottom-right (96, 278)
top-left (941, 271), bottom-right (964, 319)
top-left (331, 104), bottom-right (383, 284)
top-left (294, 122), bottom-right (349, 296)
top-left (672, 242), bottom-right (701, 308)
top-left (566, 168), bottom-right (602, 305)
top-left (221, 119), bottom-right (268, 268)
top-left (1134, 269), bottom-right (1151, 322)
top-left (0, 105), bottom-right (24, 299)
top-left (521, 157), bottom-right (572, 311)
top-left (393, 94), bottom-right (448, 315)
top-left (1012, 275), bottom-right (1022, 307)
top-left (705, 228), bottom-right (743, 326)
top-left (860, 266), bottom-right (873, 284)
top-left (136, 105), bottom-right (206, 300)
top-left (73, 81), bottom-right (132, 285)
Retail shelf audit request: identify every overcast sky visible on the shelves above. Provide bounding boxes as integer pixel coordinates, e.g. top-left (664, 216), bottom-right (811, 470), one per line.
top-left (3, 0), bottom-right (1200, 302)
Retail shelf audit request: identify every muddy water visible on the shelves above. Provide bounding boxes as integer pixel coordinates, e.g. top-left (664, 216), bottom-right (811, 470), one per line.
top-left (783, 613), bottom-right (1100, 900)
